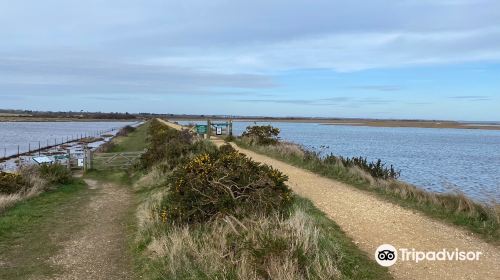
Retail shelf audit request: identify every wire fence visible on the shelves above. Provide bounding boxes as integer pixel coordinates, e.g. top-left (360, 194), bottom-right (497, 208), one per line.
top-left (0, 127), bottom-right (122, 161)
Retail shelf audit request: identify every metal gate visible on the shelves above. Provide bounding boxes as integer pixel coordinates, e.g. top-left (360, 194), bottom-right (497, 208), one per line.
top-left (90, 151), bottom-right (143, 170)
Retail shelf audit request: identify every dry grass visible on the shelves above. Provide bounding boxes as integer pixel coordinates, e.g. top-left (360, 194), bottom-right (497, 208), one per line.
top-left (0, 165), bottom-right (60, 212)
top-left (133, 165), bottom-right (168, 191)
top-left (138, 197), bottom-right (342, 279)
top-left (0, 193), bottom-right (22, 211)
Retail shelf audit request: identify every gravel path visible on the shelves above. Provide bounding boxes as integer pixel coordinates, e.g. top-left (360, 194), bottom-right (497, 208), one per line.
top-left (47, 178), bottom-right (134, 280)
top-left (212, 139), bottom-right (500, 280)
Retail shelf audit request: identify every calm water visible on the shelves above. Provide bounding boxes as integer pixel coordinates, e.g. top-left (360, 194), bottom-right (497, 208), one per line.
top-left (181, 121), bottom-right (500, 203)
top-left (0, 122), bottom-right (137, 158)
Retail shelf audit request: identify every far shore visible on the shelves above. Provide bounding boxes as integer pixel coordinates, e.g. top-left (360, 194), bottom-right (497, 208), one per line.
top-left (169, 117), bottom-right (500, 131)
top-left (2, 115), bottom-right (500, 130)
top-left (0, 116), bottom-right (139, 122)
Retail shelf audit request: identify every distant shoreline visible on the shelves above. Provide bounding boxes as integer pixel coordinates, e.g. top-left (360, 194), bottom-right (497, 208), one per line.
top-left (0, 117), bottom-right (138, 122)
top-left (169, 117), bottom-right (500, 131)
top-left (2, 115), bottom-right (500, 130)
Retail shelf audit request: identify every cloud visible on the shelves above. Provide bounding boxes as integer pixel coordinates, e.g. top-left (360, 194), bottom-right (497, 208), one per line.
top-left (0, 0), bottom-right (499, 121)
top-left (237, 96), bottom-right (393, 106)
top-left (2, 1), bottom-right (500, 73)
top-left (348, 85), bottom-right (403, 92)
top-left (448, 95), bottom-right (492, 101)
top-left (0, 57), bottom-right (276, 96)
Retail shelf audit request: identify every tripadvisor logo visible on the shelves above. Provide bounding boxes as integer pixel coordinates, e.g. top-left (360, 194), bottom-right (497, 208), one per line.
top-left (375, 244), bottom-right (397, 267)
top-left (375, 244), bottom-right (483, 267)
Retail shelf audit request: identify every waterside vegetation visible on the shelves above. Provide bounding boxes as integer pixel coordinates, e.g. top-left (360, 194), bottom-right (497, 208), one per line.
top-left (234, 126), bottom-right (500, 243)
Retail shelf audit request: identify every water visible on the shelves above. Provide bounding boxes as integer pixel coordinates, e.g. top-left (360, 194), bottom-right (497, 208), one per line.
top-left (180, 121), bottom-right (500, 203)
top-left (0, 121), bottom-right (137, 158)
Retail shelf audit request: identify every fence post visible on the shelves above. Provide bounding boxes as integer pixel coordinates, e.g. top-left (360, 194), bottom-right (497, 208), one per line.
top-left (84, 148), bottom-right (88, 171)
top-left (67, 149), bottom-right (71, 170)
top-left (88, 149), bottom-right (93, 170)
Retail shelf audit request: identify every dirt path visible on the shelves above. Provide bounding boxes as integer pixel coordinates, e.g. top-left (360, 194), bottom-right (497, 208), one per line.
top-left (46, 178), bottom-right (134, 280)
top-left (212, 140), bottom-right (500, 280)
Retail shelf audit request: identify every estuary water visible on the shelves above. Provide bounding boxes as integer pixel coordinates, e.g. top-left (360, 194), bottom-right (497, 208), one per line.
top-left (0, 121), bottom-right (137, 158)
top-left (181, 121), bottom-right (500, 203)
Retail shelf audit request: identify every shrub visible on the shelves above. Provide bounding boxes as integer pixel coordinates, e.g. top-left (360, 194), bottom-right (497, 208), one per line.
top-left (38, 164), bottom-right (72, 184)
top-left (116, 125), bottom-right (136, 137)
top-left (241, 125), bottom-right (280, 145)
top-left (224, 134), bottom-right (235, 142)
top-left (162, 150), bottom-right (293, 224)
top-left (336, 156), bottom-right (400, 180)
top-left (96, 141), bottom-right (116, 152)
top-left (140, 119), bottom-right (195, 170)
top-left (0, 172), bottom-right (26, 194)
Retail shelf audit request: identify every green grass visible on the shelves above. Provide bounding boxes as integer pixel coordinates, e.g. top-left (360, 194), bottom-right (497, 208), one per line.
top-left (235, 140), bottom-right (500, 244)
top-left (108, 122), bottom-right (150, 152)
top-left (87, 122), bottom-right (151, 184)
top-left (0, 181), bottom-right (91, 279)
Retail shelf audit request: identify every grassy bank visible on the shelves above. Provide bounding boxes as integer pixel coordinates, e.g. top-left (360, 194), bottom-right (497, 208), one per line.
top-left (234, 138), bottom-right (500, 243)
top-left (97, 122), bottom-right (150, 153)
top-left (0, 181), bottom-right (90, 279)
top-left (132, 119), bottom-right (391, 279)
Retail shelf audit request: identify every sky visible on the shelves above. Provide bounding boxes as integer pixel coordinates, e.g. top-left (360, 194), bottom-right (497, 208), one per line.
top-left (1, 0), bottom-right (499, 121)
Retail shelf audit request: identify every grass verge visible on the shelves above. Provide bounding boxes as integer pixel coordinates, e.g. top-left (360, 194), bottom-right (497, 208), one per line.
top-left (0, 181), bottom-right (91, 279)
top-left (102, 121), bottom-right (150, 153)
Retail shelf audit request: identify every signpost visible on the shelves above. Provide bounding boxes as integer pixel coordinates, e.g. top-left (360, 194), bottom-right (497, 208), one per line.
top-left (194, 120), bottom-right (233, 138)
top-left (195, 125), bottom-right (208, 134)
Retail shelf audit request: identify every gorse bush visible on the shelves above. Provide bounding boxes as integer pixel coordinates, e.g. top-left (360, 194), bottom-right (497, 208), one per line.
top-left (242, 125), bottom-right (280, 145)
top-left (1, 164), bottom-right (72, 211)
top-left (140, 119), bottom-right (195, 170)
top-left (38, 164), bottom-right (72, 184)
top-left (162, 146), bottom-right (293, 224)
top-left (0, 172), bottom-right (26, 194)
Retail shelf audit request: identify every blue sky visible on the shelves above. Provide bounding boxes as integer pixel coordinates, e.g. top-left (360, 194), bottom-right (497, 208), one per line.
top-left (1, 0), bottom-right (499, 121)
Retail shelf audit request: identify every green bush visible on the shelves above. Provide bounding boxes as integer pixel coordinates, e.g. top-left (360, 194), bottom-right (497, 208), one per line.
top-left (140, 119), bottom-right (195, 170)
top-left (162, 149), bottom-right (293, 224)
top-left (224, 134), bottom-right (235, 142)
top-left (0, 172), bottom-right (26, 194)
top-left (335, 156), bottom-right (400, 180)
top-left (116, 125), bottom-right (136, 137)
top-left (38, 164), bottom-right (72, 184)
top-left (241, 125), bottom-right (280, 145)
